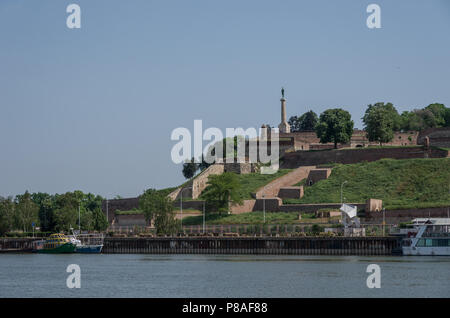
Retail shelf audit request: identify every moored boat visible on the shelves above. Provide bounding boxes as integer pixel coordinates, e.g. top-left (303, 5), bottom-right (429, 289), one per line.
top-left (402, 218), bottom-right (450, 256)
top-left (35, 233), bottom-right (76, 254)
top-left (69, 232), bottom-right (104, 254)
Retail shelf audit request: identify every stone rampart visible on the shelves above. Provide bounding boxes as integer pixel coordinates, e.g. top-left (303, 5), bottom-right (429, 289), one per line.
top-left (281, 146), bottom-right (449, 169)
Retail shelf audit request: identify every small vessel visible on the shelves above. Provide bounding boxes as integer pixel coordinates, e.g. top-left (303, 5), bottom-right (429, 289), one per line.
top-left (402, 218), bottom-right (450, 256)
top-left (35, 233), bottom-right (76, 253)
top-left (70, 231), bottom-right (104, 254)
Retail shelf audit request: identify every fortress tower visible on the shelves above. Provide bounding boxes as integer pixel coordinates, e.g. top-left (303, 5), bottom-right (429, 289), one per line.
top-left (278, 87), bottom-right (291, 133)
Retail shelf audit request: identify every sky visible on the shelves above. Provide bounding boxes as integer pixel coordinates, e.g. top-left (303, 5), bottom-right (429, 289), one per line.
top-left (0, 0), bottom-right (449, 198)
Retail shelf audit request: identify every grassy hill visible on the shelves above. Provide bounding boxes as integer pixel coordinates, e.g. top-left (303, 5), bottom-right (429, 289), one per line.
top-left (284, 158), bottom-right (450, 209)
top-left (199, 169), bottom-right (292, 200)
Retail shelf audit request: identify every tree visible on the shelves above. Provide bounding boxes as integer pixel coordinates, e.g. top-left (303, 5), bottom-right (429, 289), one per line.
top-left (399, 104), bottom-right (449, 131)
top-left (92, 208), bottom-right (109, 232)
top-left (52, 192), bottom-right (80, 232)
top-left (289, 110), bottom-right (318, 132)
top-left (414, 108), bottom-right (438, 129)
top-left (315, 108), bottom-right (354, 149)
top-left (425, 103), bottom-right (447, 127)
top-left (182, 157), bottom-right (198, 179)
top-left (15, 191), bottom-right (39, 232)
top-left (53, 207), bottom-right (78, 232)
top-left (32, 192), bottom-right (55, 232)
top-left (80, 209), bottom-right (94, 231)
top-left (139, 189), bottom-right (180, 235)
top-left (444, 108), bottom-right (450, 127)
top-left (0, 197), bottom-right (15, 236)
top-left (288, 116), bottom-right (301, 132)
top-left (364, 103), bottom-right (401, 131)
top-left (202, 172), bottom-right (243, 214)
top-left (363, 104), bottom-right (395, 145)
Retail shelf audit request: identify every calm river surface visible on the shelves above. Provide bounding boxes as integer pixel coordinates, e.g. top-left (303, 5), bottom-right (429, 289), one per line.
top-left (0, 254), bottom-right (449, 297)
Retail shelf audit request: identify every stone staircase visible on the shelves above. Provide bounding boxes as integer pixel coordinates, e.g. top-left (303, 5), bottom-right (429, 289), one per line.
top-left (255, 166), bottom-right (316, 198)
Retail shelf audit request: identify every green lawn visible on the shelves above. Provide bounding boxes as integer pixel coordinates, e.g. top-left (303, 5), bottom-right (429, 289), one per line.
top-left (223, 169), bottom-right (292, 199)
top-left (115, 209), bottom-right (143, 215)
top-left (283, 158), bottom-right (450, 209)
top-left (182, 211), bottom-right (318, 225)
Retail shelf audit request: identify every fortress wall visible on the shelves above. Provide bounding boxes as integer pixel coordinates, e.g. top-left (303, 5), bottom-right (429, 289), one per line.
top-left (365, 206), bottom-right (450, 222)
top-left (230, 200), bottom-right (256, 214)
top-left (168, 164), bottom-right (225, 201)
top-left (102, 197), bottom-right (140, 222)
top-left (191, 164), bottom-right (225, 199)
top-left (417, 127), bottom-right (450, 148)
top-left (306, 169), bottom-right (331, 185)
top-left (278, 187), bottom-right (303, 199)
top-left (281, 146), bottom-right (448, 169)
top-left (174, 200), bottom-right (205, 211)
top-left (279, 130), bottom-right (418, 149)
top-left (116, 214), bottom-right (148, 226)
top-left (279, 203), bottom-right (365, 213)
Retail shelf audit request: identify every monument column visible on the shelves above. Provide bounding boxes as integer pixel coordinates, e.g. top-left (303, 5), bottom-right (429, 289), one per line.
top-left (278, 87), bottom-right (291, 133)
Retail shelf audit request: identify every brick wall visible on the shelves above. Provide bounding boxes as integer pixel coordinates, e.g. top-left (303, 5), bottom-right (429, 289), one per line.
top-left (116, 214), bottom-right (148, 226)
top-left (191, 164), bottom-right (225, 199)
top-left (168, 164), bottom-right (225, 201)
top-left (365, 206), bottom-right (450, 220)
top-left (102, 197), bottom-right (140, 222)
top-left (278, 130), bottom-right (418, 150)
top-left (306, 169), bottom-right (331, 186)
top-left (281, 146), bottom-right (449, 169)
top-left (417, 127), bottom-right (450, 148)
top-left (230, 200), bottom-right (256, 214)
top-left (279, 203), bottom-right (365, 213)
top-left (278, 187), bottom-right (303, 199)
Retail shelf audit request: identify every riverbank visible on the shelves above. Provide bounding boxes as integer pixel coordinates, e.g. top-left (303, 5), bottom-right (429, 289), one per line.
top-left (0, 236), bottom-right (402, 256)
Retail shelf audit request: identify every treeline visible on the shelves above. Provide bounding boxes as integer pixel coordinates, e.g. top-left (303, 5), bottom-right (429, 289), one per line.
top-left (289, 103), bottom-right (450, 133)
top-left (0, 190), bottom-right (108, 236)
top-left (288, 102), bottom-right (450, 148)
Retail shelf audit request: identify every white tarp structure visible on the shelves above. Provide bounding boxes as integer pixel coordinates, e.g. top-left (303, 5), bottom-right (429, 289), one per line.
top-left (340, 204), bottom-right (360, 228)
top-left (340, 204), bottom-right (357, 218)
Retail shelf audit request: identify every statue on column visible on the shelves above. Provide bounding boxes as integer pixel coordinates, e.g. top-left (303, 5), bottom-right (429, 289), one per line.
top-left (281, 87), bottom-right (285, 98)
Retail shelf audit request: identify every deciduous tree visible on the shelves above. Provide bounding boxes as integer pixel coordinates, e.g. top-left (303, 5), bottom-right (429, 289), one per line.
top-left (315, 109), bottom-right (354, 149)
top-left (202, 172), bottom-right (243, 214)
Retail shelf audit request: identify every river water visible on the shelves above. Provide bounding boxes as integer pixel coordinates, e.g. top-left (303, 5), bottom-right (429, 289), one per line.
top-left (0, 254), bottom-right (448, 297)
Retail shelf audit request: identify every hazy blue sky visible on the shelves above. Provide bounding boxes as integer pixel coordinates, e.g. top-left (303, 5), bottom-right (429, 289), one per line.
top-left (1, 0), bottom-right (449, 198)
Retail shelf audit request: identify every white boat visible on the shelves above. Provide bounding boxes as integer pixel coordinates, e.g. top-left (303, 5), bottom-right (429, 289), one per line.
top-left (70, 229), bottom-right (104, 254)
top-left (402, 218), bottom-right (450, 256)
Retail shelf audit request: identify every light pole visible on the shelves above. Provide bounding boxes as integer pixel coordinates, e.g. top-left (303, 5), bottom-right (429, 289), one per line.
top-left (106, 198), bottom-right (109, 229)
top-left (203, 201), bottom-right (206, 234)
top-left (262, 192), bottom-right (266, 224)
top-left (180, 187), bottom-right (192, 231)
top-left (382, 208), bottom-right (386, 236)
top-left (78, 202), bottom-right (81, 234)
top-left (340, 180), bottom-right (348, 205)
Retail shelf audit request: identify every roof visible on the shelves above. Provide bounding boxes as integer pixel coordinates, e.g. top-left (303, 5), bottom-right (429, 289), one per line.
top-left (412, 218), bottom-right (450, 225)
